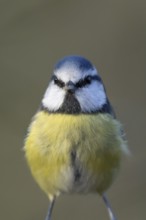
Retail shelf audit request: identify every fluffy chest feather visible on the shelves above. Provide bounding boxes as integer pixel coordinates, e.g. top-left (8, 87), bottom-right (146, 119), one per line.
top-left (24, 111), bottom-right (126, 196)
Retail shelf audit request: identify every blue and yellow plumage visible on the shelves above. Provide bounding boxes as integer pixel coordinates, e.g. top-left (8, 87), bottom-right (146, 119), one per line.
top-left (24, 55), bottom-right (128, 220)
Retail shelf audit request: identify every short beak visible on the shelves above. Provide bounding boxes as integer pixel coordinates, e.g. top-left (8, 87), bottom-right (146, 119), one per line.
top-left (64, 81), bottom-right (76, 93)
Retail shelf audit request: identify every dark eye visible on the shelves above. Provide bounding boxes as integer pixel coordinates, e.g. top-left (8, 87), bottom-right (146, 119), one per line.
top-left (84, 76), bottom-right (92, 84)
top-left (53, 76), bottom-right (65, 88)
top-left (76, 76), bottom-right (92, 88)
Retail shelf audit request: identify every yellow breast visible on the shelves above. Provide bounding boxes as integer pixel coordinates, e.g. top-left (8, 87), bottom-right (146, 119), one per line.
top-left (24, 111), bottom-right (127, 198)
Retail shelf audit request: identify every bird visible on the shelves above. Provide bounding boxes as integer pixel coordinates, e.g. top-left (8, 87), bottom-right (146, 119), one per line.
top-left (24, 55), bottom-right (128, 220)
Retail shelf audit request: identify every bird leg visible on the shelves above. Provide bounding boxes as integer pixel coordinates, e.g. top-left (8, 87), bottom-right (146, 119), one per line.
top-left (102, 194), bottom-right (117, 220)
top-left (45, 198), bottom-right (55, 220)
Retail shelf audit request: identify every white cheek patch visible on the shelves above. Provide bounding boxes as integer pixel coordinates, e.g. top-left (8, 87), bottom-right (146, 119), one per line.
top-left (75, 82), bottom-right (106, 112)
top-left (42, 82), bottom-right (66, 111)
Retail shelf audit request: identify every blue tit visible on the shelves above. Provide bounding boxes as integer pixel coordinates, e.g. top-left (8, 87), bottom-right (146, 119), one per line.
top-left (24, 55), bottom-right (128, 220)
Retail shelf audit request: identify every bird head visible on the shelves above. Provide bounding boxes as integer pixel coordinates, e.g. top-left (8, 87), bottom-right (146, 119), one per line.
top-left (42, 55), bottom-right (110, 114)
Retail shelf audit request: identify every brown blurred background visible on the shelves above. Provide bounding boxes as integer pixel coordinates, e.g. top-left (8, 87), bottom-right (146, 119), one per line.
top-left (0, 0), bottom-right (146, 220)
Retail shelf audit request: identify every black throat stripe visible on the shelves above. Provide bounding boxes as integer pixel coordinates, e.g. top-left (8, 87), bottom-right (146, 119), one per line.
top-left (57, 93), bottom-right (81, 114)
top-left (40, 96), bottom-right (114, 115)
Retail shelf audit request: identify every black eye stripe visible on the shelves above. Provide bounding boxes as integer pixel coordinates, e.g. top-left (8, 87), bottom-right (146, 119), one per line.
top-left (75, 75), bottom-right (101, 88)
top-left (52, 75), bottom-right (101, 89)
top-left (91, 75), bottom-right (102, 82)
top-left (52, 75), bottom-right (65, 88)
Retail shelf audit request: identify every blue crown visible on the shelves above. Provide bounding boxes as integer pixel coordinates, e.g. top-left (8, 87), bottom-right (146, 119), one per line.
top-left (54, 55), bottom-right (94, 72)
